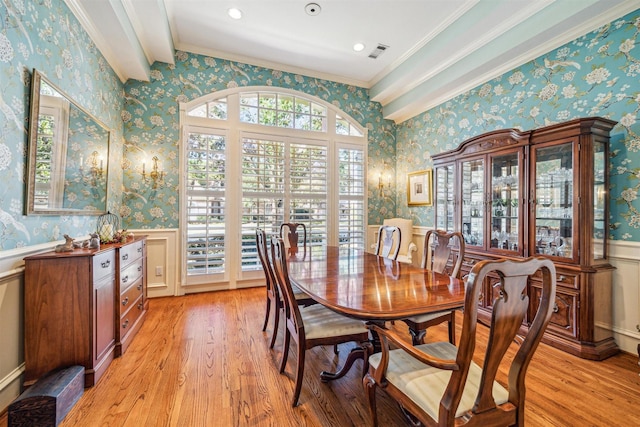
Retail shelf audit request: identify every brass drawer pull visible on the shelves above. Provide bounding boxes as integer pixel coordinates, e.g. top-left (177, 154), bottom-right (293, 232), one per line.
top-left (137, 301), bottom-right (144, 310)
top-left (553, 303), bottom-right (559, 313)
top-left (101, 260), bottom-right (110, 268)
top-left (122, 275), bottom-right (129, 283)
top-left (122, 253), bottom-right (129, 261)
top-left (122, 319), bottom-right (129, 329)
top-left (137, 283), bottom-right (143, 291)
top-left (122, 297), bottom-right (129, 306)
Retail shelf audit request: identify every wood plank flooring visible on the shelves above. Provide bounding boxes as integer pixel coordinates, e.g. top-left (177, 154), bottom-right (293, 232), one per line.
top-left (2, 286), bottom-right (639, 426)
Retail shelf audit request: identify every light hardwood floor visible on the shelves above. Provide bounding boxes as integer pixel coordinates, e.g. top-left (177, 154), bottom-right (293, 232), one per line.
top-left (2, 287), bottom-right (639, 426)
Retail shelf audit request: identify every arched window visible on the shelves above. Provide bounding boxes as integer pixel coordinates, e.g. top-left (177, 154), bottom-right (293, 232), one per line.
top-left (181, 87), bottom-right (367, 288)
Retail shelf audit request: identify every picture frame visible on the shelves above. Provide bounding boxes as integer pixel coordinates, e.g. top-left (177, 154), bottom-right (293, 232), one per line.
top-left (407, 169), bottom-right (433, 206)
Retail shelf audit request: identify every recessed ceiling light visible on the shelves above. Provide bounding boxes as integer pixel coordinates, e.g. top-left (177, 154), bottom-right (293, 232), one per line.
top-left (228, 8), bottom-right (243, 20)
top-left (353, 43), bottom-right (365, 52)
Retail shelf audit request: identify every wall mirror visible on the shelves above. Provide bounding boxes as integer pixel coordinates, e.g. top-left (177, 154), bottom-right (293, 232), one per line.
top-left (26, 69), bottom-right (110, 215)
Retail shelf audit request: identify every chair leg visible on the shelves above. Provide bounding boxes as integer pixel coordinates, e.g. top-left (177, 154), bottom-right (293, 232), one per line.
top-left (262, 296), bottom-right (271, 332)
top-left (408, 327), bottom-right (426, 346)
top-left (269, 304), bottom-right (280, 349)
top-left (448, 312), bottom-right (456, 345)
top-left (280, 328), bottom-right (291, 373)
top-left (363, 373), bottom-right (379, 427)
top-left (291, 341), bottom-right (306, 407)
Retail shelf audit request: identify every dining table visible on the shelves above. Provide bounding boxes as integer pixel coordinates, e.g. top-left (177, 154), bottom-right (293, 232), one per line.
top-left (286, 245), bottom-right (466, 381)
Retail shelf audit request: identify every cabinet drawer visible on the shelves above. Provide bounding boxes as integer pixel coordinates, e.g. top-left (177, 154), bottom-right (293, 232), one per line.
top-left (120, 277), bottom-right (144, 311)
top-left (120, 295), bottom-right (144, 338)
top-left (531, 284), bottom-right (578, 339)
top-left (93, 250), bottom-right (115, 282)
top-left (120, 240), bottom-right (144, 267)
top-left (120, 258), bottom-right (144, 288)
top-left (532, 269), bottom-right (578, 289)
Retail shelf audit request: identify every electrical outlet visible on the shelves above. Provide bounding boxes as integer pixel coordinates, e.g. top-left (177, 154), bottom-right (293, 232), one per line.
top-left (155, 266), bottom-right (163, 276)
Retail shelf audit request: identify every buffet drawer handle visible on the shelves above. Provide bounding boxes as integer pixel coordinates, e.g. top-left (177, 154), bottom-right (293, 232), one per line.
top-left (122, 254), bottom-right (129, 261)
top-left (553, 303), bottom-right (559, 313)
top-left (122, 297), bottom-right (129, 306)
top-left (122, 275), bottom-right (129, 284)
top-left (122, 319), bottom-right (129, 329)
top-left (101, 260), bottom-right (110, 268)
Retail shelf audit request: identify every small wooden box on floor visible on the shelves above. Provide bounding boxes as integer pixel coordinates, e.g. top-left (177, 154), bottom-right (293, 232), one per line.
top-left (8, 365), bottom-right (84, 427)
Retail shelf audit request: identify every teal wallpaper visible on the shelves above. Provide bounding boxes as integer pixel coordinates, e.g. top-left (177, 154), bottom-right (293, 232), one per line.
top-left (396, 10), bottom-right (640, 241)
top-left (1, 0), bottom-right (639, 250)
top-left (121, 53), bottom-right (397, 229)
top-left (0, 0), bottom-right (123, 250)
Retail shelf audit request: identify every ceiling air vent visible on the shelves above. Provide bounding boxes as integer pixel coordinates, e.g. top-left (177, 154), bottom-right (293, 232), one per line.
top-left (368, 44), bottom-right (389, 59)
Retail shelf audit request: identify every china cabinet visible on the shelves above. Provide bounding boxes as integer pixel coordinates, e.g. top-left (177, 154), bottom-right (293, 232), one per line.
top-left (432, 117), bottom-right (618, 360)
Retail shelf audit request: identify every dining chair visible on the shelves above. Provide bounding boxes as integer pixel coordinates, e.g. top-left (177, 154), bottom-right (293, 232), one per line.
top-left (364, 257), bottom-right (556, 427)
top-left (280, 222), bottom-right (307, 257)
top-left (373, 225), bottom-right (401, 260)
top-left (255, 229), bottom-right (315, 350)
top-left (401, 229), bottom-right (465, 345)
top-left (270, 236), bottom-right (371, 407)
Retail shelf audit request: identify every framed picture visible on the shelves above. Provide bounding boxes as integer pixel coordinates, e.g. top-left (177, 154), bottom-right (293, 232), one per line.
top-left (407, 169), bottom-right (433, 206)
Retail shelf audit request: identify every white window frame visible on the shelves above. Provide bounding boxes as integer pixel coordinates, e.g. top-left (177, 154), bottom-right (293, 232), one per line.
top-left (180, 87), bottom-right (368, 290)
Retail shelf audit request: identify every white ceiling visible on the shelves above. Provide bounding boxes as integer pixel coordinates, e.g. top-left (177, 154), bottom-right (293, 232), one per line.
top-left (65, 0), bottom-right (640, 123)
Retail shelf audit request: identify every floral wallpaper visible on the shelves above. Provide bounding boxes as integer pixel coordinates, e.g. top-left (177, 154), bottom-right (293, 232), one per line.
top-left (0, 0), bottom-right (123, 250)
top-left (1, 0), bottom-right (639, 251)
top-left (396, 9), bottom-right (640, 241)
top-left (121, 53), bottom-right (397, 229)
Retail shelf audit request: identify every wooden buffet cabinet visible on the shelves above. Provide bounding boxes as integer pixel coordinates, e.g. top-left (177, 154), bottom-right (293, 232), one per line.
top-left (433, 117), bottom-right (618, 360)
top-left (24, 236), bottom-right (148, 388)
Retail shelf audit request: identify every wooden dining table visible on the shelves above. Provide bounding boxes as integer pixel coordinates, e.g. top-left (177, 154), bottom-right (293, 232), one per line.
top-left (286, 245), bottom-right (466, 381)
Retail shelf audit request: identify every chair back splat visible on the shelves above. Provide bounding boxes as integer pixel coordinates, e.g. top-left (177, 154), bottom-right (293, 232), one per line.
top-left (365, 257), bottom-right (556, 426)
top-left (422, 229), bottom-right (465, 278)
top-left (374, 225), bottom-right (401, 260)
top-left (280, 223), bottom-right (307, 257)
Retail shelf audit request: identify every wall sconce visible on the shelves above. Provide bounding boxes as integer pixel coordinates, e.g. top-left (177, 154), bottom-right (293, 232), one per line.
top-left (80, 150), bottom-right (104, 186)
top-left (142, 156), bottom-right (165, 189)
top-left (378, 173), bottom-right (390, 197)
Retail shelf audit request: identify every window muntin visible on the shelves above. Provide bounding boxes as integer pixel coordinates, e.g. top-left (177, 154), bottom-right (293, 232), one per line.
top-left (188, 98), bottom-right (228, 120)
top-left (240, 92), bottom-right (327, 131)
top-left (336, 114), bottom-right (363, 137)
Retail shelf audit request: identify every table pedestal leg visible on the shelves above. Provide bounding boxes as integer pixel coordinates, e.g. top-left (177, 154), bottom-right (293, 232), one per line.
top-left (319, 342), bottom-right (373, 382)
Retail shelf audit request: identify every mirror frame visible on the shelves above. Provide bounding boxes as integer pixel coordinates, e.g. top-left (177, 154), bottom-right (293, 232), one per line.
top-left (25, 69), bottom-right (111, 215)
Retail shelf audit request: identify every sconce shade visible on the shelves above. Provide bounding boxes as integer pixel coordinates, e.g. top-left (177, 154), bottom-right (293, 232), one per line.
top-left (97, 211), bottom-right (120, 243)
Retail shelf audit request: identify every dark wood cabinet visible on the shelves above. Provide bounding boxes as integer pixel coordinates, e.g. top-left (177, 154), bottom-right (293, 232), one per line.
top-left (24, 236), bottom-right (148, 388)
top-left (433, 117), bottom-right (618, 360)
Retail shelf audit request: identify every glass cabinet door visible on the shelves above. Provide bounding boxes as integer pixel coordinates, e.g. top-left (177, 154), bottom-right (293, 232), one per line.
top-left (533, 142), bottom-right (574, 259)
top-left (490, 152), bottom-right (520, 252)
top-left (593, 141), bottom-right (606, 260)
top-left (461, 159), bottom-right (484, 247)
top-left (435, 164), bottom-right (455, 232)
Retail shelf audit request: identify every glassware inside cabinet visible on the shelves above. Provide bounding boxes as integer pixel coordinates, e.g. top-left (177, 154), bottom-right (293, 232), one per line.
top-left (461, 159), bottom-right (484, 246)
top-left (534, 142), bottom-right (573, 258)
top-left (593, 141), bottom-right (606, 259)
top-left (435, 165), bottom-right (455, 232)
top-left (490, 153), bottom-right (519, 251)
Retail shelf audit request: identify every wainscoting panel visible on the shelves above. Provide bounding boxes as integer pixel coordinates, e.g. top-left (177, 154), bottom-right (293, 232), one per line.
top-left (129, 229), bottom-right (180, 298)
